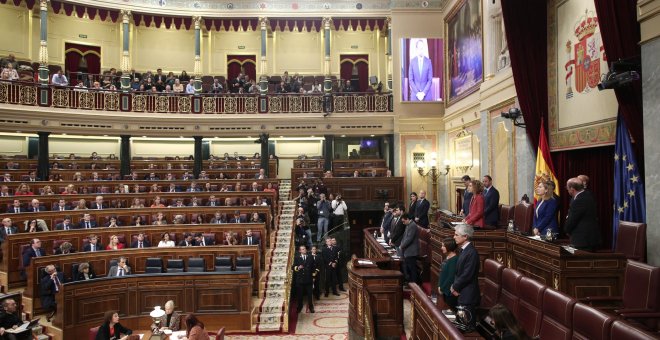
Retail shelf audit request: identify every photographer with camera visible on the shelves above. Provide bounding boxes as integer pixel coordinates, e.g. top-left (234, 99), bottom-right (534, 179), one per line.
top-left (331, 194), bottom-right (347, 229)
top-left (316, 194), bottom-right (331, 242)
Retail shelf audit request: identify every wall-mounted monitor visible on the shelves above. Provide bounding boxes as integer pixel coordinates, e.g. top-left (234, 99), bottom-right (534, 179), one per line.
top-left (400, 38), bottom-right (443, 102)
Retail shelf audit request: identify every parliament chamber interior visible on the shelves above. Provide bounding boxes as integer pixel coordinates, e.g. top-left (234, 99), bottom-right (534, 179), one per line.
top-left (0, 0), bottom-right (659, 339)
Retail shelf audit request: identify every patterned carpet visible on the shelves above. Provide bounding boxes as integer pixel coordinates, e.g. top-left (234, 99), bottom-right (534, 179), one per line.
top-left (227, 291), bottom-right (349, 339)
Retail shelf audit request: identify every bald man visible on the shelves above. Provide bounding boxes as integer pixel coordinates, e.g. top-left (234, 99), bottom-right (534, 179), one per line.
top-left (564, 178), bottom-right (601, 251)
top-left (415, 190), bottom-right (430, 228)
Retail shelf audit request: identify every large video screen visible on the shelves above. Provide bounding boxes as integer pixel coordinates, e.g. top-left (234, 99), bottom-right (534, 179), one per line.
top-left (400, 38), bottom-right (443, 102)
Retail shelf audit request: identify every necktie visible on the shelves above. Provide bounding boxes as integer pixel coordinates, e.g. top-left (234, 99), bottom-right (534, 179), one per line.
top-left (35, 208), bottom-right (39, 212)
top-left (54, 276), bottom-right (60, 292)
top-left (139, 242), bottom-right (142, 248)
top-left (91, 244), bottom-right (95, 251)
top-left (86, 222), bottom-right (90, 229)
top-left (419, 57), bottom-right (423, 75)
top-left (64, 224), bottom-right (69, 230)
top-left (248, 237), bottom-right (252, 245)
top-left (98, 205), bottom-right (102, 210)
top-left (212, 202), bottom-right (215, 206)
top-left (303, 255), bottom-right (306, 261)
top-left (60, 207), bottom-right (64, 211)
top-left (15, 208), bottom-right (18, 213)
top-left (6, 228), bottom-right (10, 235)
top-left (35, 249), bottom-right (41, 257)
top-left (119, 268), bottom-right (124, 276)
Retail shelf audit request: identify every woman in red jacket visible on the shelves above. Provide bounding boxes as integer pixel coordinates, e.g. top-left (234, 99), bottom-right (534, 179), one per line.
top-left (463, 180), bottom-right (485, 228)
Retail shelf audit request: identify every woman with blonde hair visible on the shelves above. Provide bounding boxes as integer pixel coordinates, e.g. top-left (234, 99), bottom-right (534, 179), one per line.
top-left (74, 199), bottom-right (88, 210)
top-left (14, 183), bottom-right (34, 196)
top-left (463, 180), bottom-right (485, 229)
top-left (130, 198), bottom-right (144, 209)
top-left (106, 235), bottom-right (124, 250)
top-left (151, 300), bottom-right (181, 332)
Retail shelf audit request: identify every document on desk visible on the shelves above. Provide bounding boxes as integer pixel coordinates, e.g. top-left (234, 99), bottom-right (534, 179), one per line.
top-left (562, 245), bottom-right (576, 254)
top-left (170, 330), bottom-right (187, 338)
top-left (357, 260), bottom-right (374, 265)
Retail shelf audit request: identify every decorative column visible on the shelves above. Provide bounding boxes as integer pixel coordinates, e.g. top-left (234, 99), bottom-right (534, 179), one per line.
top-left (322, 17), bottom-right (333, 93)
top-left (323, 135), bottom-right (334, 171)
top-left (386, 17), bottom-right (393, 91)
top-left (38, 0), bottom-right (49, 85)
top-left (259, 17), bottom-right (269, 94)
top-left (37, 132), bottom-right (50, 180)
top-left (120, 10), bottom-right (132, 91)
top-left (193, 16), bottom-right (203, 94)
top-left (258, 133), bottom-right (270, 177)
top-left (485, 0), bottom-right (503, 79)
top-left (119, 135), bottom-right (131, 178)
top-left (193, 136), bottom-right (203, 178)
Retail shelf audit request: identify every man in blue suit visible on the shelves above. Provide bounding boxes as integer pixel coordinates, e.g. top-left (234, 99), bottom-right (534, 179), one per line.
top-left (451, 224), bottom-right (480, 331)
top-left (414, 190), bottom-right (430, 228)
top-left (482, 175), bottom-right (500, 229)
top-left (408, 39), bottom-right (434, 101)
top-left (460, 175), bottom-right (472, 216)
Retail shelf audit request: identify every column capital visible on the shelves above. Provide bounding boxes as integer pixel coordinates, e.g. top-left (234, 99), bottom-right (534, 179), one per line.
top-left (259, 17), bottom-right (269, 30)
top-left (193, 16), bottom-right (202, 29)
top-left (386, 17), bottom-right (392, 29)
top-left (121, 9), bottom-right (131, 23)
top-left (40, 0), bottom-right (49, 11)
top-left (322, 17), bottom-right (333, 29)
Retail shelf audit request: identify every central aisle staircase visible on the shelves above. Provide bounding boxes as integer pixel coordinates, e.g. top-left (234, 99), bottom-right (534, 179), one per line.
top-left (253, 180), bottom-right (295, 332)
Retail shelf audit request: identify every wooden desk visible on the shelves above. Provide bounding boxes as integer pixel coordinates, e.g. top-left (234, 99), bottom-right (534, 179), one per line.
top-left (322, 177), bottom-right (404, 203)
top-left (0, 222), bottom-right (267, 288)
top-left (53, 272), bottom-right (252, 340)
top-left (24, 245), bottom-right (260, 316)
top-left (348, 259), bottom-right (403, 340)
top-left (506, 232), bottom-right (625, 299)
top-left (409, 283), bottom-right (484, 340)
top-left (362, 227), bottom-right (401, 270)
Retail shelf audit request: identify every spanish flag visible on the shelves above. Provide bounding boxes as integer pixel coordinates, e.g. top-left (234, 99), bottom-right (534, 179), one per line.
top-left (534, 120), bottom-right (559, 201)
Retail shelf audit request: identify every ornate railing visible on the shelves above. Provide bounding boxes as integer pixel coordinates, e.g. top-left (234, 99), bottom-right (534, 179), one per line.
top-left (0, 81), bottom-right (393, 114)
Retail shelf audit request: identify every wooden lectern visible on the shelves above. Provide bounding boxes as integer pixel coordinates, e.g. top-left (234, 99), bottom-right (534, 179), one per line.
top-left (348, 258), bottom-right (403, 340)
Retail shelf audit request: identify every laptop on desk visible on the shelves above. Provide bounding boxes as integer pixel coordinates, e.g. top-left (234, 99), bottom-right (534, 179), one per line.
top-left (5, 318), bottom-right (40, 333)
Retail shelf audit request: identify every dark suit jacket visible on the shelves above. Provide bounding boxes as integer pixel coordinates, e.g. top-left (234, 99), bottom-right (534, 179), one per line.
top-left (0, 226), bottom-right (17, 242)
top-left (400, 222), bottom-right (420, 257)
top-left (40, 272), bottom-right (64, 309)
top-left (28, 206), bottom-right (47, 212)
top-left (55, 222), bottom-right (76, 231)
top-left (415, 198), bottom-right (430, 227)
top-left (178, 240), bottom-right (196, 247)
top-left (409, 200), bottom-right (418, 216)
top-left (6, 206), bottom-right (24, 213)
top-left (564, 190), bottom-right (601, 250)
top-left (83, 243), bottom-right (103, 252)
top-left (130, 239), bottom-right (152, 248)
top-left (483, 186), bottom-right (500, 226)
top-left (389, 216), bottom-right (406, 246)
top-left (95, 321), bottom-right (132, 340)
top-left (78, 220), bottom-right (98, 229)
top-left (231, 216), bottom-right (247, 223)
top-left (292, 254), bottom-right (317, 285)
top-left (195, 236), bottom-right (215, 246)
top-left (242, 235), bottom-right (260, 246)
top-left (533, 197), bottom-right (559, 235)
top-left (452, 242), bottom-right (480, 306)
top-left (380, 211), bottom-right (394, 241)
top-left (462, 190), bottom-right (473, 216)
top-left (321, 246), bottom-right (338, 267)
top-left (22, 247), bottom-right (44, 267)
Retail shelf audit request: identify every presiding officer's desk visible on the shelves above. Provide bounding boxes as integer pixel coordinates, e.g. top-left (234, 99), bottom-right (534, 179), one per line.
top-left (429, 223), bottom-right (626, 299)
top-left (348, 259), bottom-right (403, 340)
top-left (0, 221), bottom-right (268, 288)
top-left (26, 245), bottom-right (260, 316)
top-left (53, 272), bottom-right (253, 340)
top-left (362, 227), bottom-right (401, 270)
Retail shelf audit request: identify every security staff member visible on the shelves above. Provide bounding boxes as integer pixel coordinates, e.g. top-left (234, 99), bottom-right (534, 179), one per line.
top-left (292, 245), bottom-right (316, 313)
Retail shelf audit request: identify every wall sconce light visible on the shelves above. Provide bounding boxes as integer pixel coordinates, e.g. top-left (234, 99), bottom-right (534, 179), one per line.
top-left (500, 107), bottom-right (526, 128)
top-left (416, 153), bottom-right (450, 213)
top-left (149, 306), bottom-right (166, 339)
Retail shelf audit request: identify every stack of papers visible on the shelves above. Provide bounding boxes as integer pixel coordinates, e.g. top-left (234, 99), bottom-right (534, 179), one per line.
top-left (562, 245), bottom-right (576, 254)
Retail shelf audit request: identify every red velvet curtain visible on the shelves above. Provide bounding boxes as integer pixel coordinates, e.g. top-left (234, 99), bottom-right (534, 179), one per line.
top-left (501, 0), bottom-right (547, 150)
top-left (340, 55), bottom-right (369, 92)
top-left (226, 55), bottom-right (256, 82)
top-left (552, 146), bottom-right (615, 248)
top-left (594, 0), bottom-right (644, 169)
top-left (64, 43), bottom-right (101, 81)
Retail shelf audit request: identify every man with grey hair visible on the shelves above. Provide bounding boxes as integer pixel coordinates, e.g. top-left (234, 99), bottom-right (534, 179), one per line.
top-left (108, 257), bottom-right (131, 277)
top-left (40, 264), bottom-right (64, 321)
top-left (450, 224), bottom-right (480, 331)
top-left (0, 297), bottom-right (29, 340)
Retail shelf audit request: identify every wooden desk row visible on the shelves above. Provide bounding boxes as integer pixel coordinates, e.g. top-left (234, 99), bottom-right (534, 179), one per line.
top-left (0, 191), bottom-right (277, 211)
top-left (0, 179), bottom-right (280, 193)
top-left (0, 222), bottom-right (268, 287)
top-left (292, 159), bottom-right (386, 169)
top-left (297, 177), bottom-right (405, 203)
top-left (25, 245), bottom-right (260, 317)
top-left (291, 168), bottom-right (391, 181)
top-left (54, 272), bottom-right (253, 340)
top-left (428, 224), bottom-right (626, 300)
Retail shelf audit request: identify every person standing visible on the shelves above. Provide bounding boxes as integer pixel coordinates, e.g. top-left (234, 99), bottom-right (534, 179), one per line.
top-left (316, 194), bottom-right (331, 242)
top-left (321, 238), bottom-right (339, 297)
top-left (438, 238), bottom-right (459, 310)
top-left (40, 264), bottom-right (64, 322)
top-left (532, 181), bottom-right (559, 236)
top-left (564, 177), bottom-right (601, 251)
top-left (292, 245), bottom-right (316, 313)
top-left (408, 192), bottom-right (418, 217)
top-left (330, 194), bottom-right (347, 229)
top-left (415, 191), bottom-right (430, 228)
top-left (379, 202), bottom-right (394, 243)
top-left (451, 225), bottom-right (480, 332)
top-left (331, 237), bottom-right (346, 292)
top-left (388, 205), bottom-right (405, 249)
top-left (463, 180), bottom-right (485, 229)
top-left (482, 175), bottom-right (500, 229)
top-left (399, 214), bottom-right (420, 285)
top-left (408, 39), bottom-right (434, 101)
top-left (460, 175), bottom-right (472, 216)
top-left (310, 246), bottom-right (323, 300)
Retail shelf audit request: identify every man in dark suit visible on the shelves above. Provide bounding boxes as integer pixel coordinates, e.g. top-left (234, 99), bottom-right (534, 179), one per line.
top-left (321, 238), bottom-right (339, 297)
top-left (400, 214), bottom-right (420, 284)
top-left (28, 199), bottom-right (46, 213)
top-left (194, 233), bottom-right (214, 246)
top-left (55, 216), bottom-right (75, 231)
top-left (54, 199), bottom-right (70, 212)
top-left (451, 225), bottom-right (480, 331)
top-left (379, 202), bottom-right (394, 243)
top-left (22, 238), bottom-right (44, 268)
top-left (0, 297), bottom-right (31, 340)
top-left (460, 175), bottom-right (472, 216)
top-left (167, 183), bottom-right (180, 193)
top-left (242, 229), bottom-right (260, 246)
top-left (82, 235), bottom-right (103, 252)
top-left (292, 245), bottom-right (316, 313)
top-left (482, 175), bottom-right (500, 228)
top-left (415, 191), bottom-right (430, 228)
top-left (93, 196), bottom-right (106, 210)
top-left (108, 257), bottom-right (131, 277)
top-left (564, 177), bottom-right (601, 251)
top-left (131, 233), bottom-right (151, 248)
top-left (78, 214), bottom-right (98, 229)
top-left (178, 233), bottom-right (196, 247)
top-left (40, 264), bottom-right (64, 321)
top-left (0, 217), bottom-right (17, 243)
top-left (310, 246), bottom-right (323, 300)
top-left (231, 211), bottom-right (246, 223)
top-left (7, 200), bottom-right (23, 214)
top-left (408, 192), bottom-right (418, 217)
top-left (388, 206), bottom-right (405, 250)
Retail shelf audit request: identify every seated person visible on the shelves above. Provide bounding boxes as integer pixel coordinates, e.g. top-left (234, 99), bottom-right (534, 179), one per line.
top-left (83, 235), bottom-right (103, 252)
top-left (0, 297), bottom-right (30, 340)
top-left (150, 300), bottom-right (181, 332)
top-left (108, 257), bottom-right (131, 277)
top-left (95, 310), bottom-right (132, 340)
top-left (131, 233), bottom-right (151, 248)
top-left (106, 235), bottom-right (125, 250)
top-left (487, 304), bottom-right (531, 340)
top-left (223, 232), bottom-right (238, 246)
top-left (105, 216), bottom-right (122, 228)
top-left (158, 233), bottom-right (175, 248)
top-left (178, 233), bottom-right (195, 247)
top-left (76, 262), bottom-right (96, 281)
top-left (152, 212), bottom-right (167, 225)
top-left (54, 242), bottom-right (75, 255)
